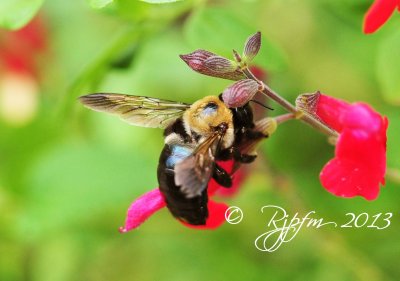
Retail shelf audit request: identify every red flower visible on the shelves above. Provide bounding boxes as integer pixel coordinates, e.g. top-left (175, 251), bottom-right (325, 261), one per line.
top-left (363, 0), bottom-right (400, 34)
top-left (119, 160), bottom-right (246, 232)
top-left (0, 15), bottom-right (47, 126)
top-left (0, 15), bottom-right (47, 75)
top-left (297, 92), bottom-right (388, 200)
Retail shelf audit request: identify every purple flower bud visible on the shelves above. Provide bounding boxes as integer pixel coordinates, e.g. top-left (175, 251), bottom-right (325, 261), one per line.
top-left (222, 79), bottom-right (260, 108)
top-left (243, 31), bottom-right (261, 62)
top-left (204, 56), bottom-right (237, 73)
top-left (180, 50), bottom-right (245, 81)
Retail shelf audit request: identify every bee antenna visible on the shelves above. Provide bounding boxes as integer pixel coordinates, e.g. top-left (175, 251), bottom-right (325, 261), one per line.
top-left (250, 100), bottom-right (274, 110)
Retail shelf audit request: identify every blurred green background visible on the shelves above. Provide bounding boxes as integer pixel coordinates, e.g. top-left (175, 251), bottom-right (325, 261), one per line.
top-left (1, 0), bottom-right (400, 280)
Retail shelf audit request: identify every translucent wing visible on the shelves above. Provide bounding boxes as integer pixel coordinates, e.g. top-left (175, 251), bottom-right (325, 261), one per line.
top-left (79, 93), bottom-right (191, 129)
top-left (174, 132), bottom-right (223, 198)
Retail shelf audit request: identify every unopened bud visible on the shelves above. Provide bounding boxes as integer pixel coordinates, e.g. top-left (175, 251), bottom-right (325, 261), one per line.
top-left (222, 79), bottom-right (260, 108)
top-left (180, 50), bottom-right (245, 81)
top-left (204, 56), bottom-right (238, 73)
top-left (243, 31), bottom-right (261, 63)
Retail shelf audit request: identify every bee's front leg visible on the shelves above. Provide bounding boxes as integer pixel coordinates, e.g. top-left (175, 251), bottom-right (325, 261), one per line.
top-left (212, 163), bottom-right (232, 188)
top-left (217, 147), bottom-right (257, 164)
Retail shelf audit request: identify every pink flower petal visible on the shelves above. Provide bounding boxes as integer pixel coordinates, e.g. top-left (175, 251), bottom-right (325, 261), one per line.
top-left (320, 125), bottom-right (386, 200)
top-left (363, 0), bottom-right (398, 34)
top-left (119, 188), bottom-right (166, 233)
top-left (249, 65), bottom-right (267, 81)
top-left (0, 15), bottom-right (47, 75)
top-left (180, 200), bottom-right (229, 230)
top-left (315, 94), bottom-right (351, 132)
top-left (119, 160), bottom-right (248, 231)
top-left (341, 103), bottom-right (383, 133)
top-left (316, 95), bottom-right (388, 200)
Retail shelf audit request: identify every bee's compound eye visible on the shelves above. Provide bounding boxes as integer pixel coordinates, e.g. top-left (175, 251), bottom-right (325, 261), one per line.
top-left (205, 102), bottom-right (218, 110)
top-left (202, 102), bottom-right (218, 116)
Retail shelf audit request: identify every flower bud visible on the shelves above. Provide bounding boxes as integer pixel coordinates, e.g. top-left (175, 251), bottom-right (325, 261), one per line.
top-left (222, 79), bottom-right (260, 108)
top-left (180, 50), bottom-right (245, 81)
top-left (204, 56), bottom-right (238, 73)
top-left (243, 31), bottom-right (261, 63)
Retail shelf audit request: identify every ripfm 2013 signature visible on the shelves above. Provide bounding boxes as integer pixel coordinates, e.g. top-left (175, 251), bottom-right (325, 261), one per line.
top-left (225, 205), bottom-right (393, 252)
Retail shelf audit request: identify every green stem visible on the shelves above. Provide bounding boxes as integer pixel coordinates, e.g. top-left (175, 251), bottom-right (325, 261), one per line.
top-left (275, 113), bottom-right (295, 124)
top-left (386, 168), bottom-right (400, 183)
top-left (242, 68), bottom-right (338, 138)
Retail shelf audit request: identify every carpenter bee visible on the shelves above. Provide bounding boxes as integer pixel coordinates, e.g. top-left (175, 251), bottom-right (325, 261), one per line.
top-left (79, 93), bottom-right (270, 225)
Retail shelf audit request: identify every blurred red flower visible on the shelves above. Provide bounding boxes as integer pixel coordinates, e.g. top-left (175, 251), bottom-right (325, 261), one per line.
top-left (363, 0), bottom-right (400, 34)
top-left (0, 16), bottom-right (47, 125)
top-left (119, 160), bottom-right (246, 232)
top-left (0, 15), bottom-right (47, 76)
top-left (299, 93), bottom-right (388, 200)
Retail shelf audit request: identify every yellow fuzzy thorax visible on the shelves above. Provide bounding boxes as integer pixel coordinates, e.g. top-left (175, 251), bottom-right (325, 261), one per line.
top-left (183, 96), bottom-right (234, 148)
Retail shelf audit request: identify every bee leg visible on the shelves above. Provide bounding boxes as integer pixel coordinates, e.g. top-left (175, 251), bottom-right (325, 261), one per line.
top-left (213, 163), bottom-right (232, 188)
top-left (235, 153), bottom-right (257, 164)
top-left (232, 147), bottom-right (257, 164)
top-left (216, 147), bottom-right (234, 161)
top-left (246, 130), bottom-right (268, 140)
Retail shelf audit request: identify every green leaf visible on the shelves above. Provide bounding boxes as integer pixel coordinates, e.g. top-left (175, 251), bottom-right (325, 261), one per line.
top-left (377, 29), bottom-right (400, 105)
top-left (0, 0), bottom-right (43, 30)
top-left (139, 0), bottom-right (182, 3)
top-left (184, 8), bottom-right (287, 72)
top-left (87, 0), bottom-right (113, 9)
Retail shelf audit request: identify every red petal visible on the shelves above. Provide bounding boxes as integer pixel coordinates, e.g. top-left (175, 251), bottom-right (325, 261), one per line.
top-left (363, 0), bottom-right (398, 34)
top-left (207, 178), bottom-right (221, 195)
top-left (181, 200), bottom-right (228, 230)
top-left (341, 103), bottom-right (383, 133)
top-left (320, 158), bottom-right (380, 200)
top-left (0, 15), bottom-right (47, 75)
top-left (320, 104), bottom-right (388, 200)
top-left (249, 65), bottom-right (267, 81)
top-left (119, 189), bottom-right (166, 233)
top-left (316, 94), bottom-right (351, 132)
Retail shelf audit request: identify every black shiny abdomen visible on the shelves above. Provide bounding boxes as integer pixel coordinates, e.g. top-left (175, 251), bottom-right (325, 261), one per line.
top-left (157, 104), bottom-right (256, 226)
top-left (157, 145), bottom-right (208, 225)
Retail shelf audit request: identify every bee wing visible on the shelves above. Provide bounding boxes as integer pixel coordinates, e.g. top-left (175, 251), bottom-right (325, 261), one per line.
top-left (79, 93), bottom-right (191, 129)
top-left (174, 133), bottom-right (222, 198)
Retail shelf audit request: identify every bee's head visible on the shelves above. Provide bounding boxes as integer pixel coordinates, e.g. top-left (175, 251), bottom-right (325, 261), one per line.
top-left (183, 96), bottom-right (234, 148)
